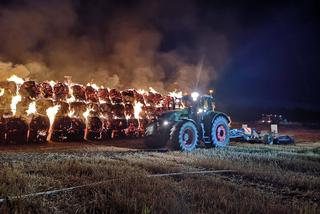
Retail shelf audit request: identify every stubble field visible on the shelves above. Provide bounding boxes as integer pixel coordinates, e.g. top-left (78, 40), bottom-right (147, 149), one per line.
top-left (0, 125), bottom-right (319, 214)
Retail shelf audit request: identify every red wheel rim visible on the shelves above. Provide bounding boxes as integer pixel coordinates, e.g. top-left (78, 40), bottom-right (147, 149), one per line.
top-left (216, 124), bottom-right (226, 142)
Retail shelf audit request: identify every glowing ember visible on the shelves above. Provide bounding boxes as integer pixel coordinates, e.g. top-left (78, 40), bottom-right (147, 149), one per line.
top-left (0, 88), bottom-right (4, 96)
top-left (7, 75), bottom-right (24, 85)
top-left (26, 102), bottom-right (37, 115)
top-left (10, 95), bottom-right (21, 115)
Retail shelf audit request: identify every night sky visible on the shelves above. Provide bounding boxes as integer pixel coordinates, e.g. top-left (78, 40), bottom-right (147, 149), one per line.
top-left (0, 0), bottom-right (319, 120)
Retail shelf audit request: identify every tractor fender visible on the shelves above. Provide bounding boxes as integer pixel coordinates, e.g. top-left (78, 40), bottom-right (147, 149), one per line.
top-left (206, 112), bottom-right (231, 124)
top-left (172, 118), bottom-right (202, 138)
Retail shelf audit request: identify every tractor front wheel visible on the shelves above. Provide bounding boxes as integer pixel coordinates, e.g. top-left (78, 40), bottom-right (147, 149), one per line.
top-left (170, 120), bottom-right (199, 151)
top-left (211, 116), bottom-right (230, 147)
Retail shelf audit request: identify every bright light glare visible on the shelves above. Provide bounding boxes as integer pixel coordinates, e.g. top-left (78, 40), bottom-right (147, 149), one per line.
top-left (163, 120), bottom-right (169, 126)
top-left (191, 92), bottom-right (199, 101)
top-left (197, 108), bottom-right (204, 114)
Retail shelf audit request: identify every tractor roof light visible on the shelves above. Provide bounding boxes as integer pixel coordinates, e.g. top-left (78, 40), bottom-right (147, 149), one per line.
top-left (191, 92), bottom-right (199, 101)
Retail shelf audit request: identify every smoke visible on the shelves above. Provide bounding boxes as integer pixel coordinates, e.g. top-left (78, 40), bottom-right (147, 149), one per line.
top-left (0, 0), bottom-right (229, 93)
top-left (0, 61), bottom-right (30, 80)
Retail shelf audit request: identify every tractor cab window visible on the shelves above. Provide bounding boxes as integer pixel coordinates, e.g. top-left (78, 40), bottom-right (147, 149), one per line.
top-left (203, 99), bottom-right (209, 110)
top-left (212, 102), bottom-right (216, 111)
top-left (199, 96), bottom-right (213, 112)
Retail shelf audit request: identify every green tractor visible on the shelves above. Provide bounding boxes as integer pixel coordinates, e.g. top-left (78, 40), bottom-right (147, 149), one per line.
top-left (144, 93), bottom-right (231, 151)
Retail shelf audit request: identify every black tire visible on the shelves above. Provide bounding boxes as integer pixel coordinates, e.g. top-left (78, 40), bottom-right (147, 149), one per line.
top-left (263, 134), bottom-right (273, 145)
top-left (169, 120), bottom-right (199, 151)
top-left (210, 116), bottom-right (230, 147)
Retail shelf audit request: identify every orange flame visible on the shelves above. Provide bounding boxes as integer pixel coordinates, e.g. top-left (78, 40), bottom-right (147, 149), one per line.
top-left (26, 102), bottom-right (36, 116)
top-left (7, 75), bottom-right (24, 85)
top-left (134, 102), bottom-right (143, 119)
top-left (46, 105), bottom-right (60, 141)
top-left (0, 88), bottom-right (4, 96)
top-left (10, 95), bottom-right (21, 116)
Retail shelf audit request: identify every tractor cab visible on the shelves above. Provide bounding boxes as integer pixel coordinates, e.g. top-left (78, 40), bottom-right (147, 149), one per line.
top-left (182, 94), bottom-right (215, 121)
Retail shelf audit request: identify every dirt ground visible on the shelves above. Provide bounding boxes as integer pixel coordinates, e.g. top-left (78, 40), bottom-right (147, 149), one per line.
top-left (0, 124), bottom-right (319, 213)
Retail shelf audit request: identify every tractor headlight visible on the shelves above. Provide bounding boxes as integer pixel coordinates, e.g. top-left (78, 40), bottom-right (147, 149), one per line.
top-left (191, 92), bottom-right (199, 101)
top-left (197, 108), bottom-right (204, 114)
top-left (163, 120), bottom-right (169, 126)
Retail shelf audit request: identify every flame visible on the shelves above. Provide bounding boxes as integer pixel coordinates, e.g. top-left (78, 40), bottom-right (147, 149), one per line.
top-left (99, 113), bottom-right (107, 120)
top-left (149, 87), bottom-right (158, 94)
top-left (0, 88), bottom-right (4, 96)
top-left (83, 107), bottom-right (92, 121)
top-left (46, 105), bottom-right (60, 141)
top-left (7, 75), bottom-right (24, 85)
top-left (66, 85), bottom-right (76, 103)
top-left (68, 109), bottom-right (75, 117)
top-left (87, 83), bottom-right (100, 90)
top-left (169, 90), bottom-right (183, 99)
top-left (26, 102), bottom-right (37, 115)
top-left (83, 107), bottom-right (93, 140)
top-left (99, 99), bottom-right (107, 104)
top-left (134, 102), bottom-right (143, 119)
top-left (10, 95), bottom-right (21, 116)
top-left (48, 80), bottom-right (56, 88)
top-left (137, 89), bottom-right (146, 94)
top-left (46, 105), bottom-right (60, 126)
top-left (156, 100), bottom-right (163, 108)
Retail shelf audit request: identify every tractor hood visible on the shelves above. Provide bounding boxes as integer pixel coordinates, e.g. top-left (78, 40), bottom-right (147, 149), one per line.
top-left (158, 109), bottom-right (189, 122)
top-left (145, 109), bottom-right (188, 137)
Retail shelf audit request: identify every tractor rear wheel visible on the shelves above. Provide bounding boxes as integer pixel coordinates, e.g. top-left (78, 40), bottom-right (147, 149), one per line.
top-left (170, 120), bottom-right (199, 151)
top-left (210, 116), bottom-right (230, 147)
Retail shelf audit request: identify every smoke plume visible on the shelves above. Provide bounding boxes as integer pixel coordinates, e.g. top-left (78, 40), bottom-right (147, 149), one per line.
top-left (0, 0), bottom-right (229, 93)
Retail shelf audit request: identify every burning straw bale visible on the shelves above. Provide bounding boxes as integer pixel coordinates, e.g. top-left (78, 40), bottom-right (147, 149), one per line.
top-left (38, 82), bottom-right (53, 98)
top-left (5, 117), bottom-right (28, 144)
top-left (28, 115), bottom-right (50, 143)
top-left (0, 75), bottom-right (180, 143)
top-left (71, 84), bottom-right (86, 101)
top-left (98, 88), bottom-right (111, 103)
top-left (53, 82), bottom-right (69, 101)
top-left (19, 81), bottom-right (39, 99)
top-left (85, 85), bottom-right (99, 103)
